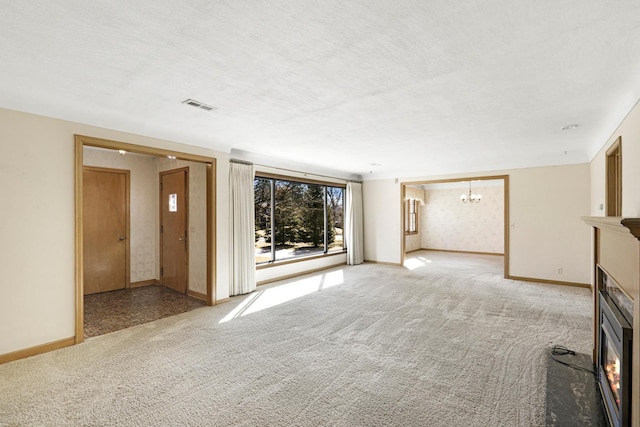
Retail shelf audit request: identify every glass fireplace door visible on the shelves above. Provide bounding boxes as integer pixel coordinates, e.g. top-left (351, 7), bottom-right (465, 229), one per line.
top-left (601, 330), bottom-right (622, 413)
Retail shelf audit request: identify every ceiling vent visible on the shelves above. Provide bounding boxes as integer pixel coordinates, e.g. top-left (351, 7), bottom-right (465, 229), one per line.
top-left (182, 98), bottom-right (217, 112)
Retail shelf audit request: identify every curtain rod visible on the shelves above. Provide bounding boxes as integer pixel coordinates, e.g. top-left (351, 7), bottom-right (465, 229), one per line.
top-left (229, 158), bottom-right (253, 166)
top-left (233, 159), bottom-right (362, 183)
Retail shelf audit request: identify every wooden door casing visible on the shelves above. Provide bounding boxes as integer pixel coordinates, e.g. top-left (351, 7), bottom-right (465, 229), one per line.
top-left (83, 167), bottom-right (130, 295)
top-left (160, 168), bottom-right (189, 293)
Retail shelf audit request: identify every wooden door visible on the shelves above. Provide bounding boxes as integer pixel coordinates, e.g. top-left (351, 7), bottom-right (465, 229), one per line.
top-left (83, 167), bottom-right (129, 295)
top-left (160, 168), bottom-right (188, 293)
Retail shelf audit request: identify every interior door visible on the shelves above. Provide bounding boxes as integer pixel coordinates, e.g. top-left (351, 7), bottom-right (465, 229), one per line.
top-left (160, 168), bottom-right (188, 293)
top-left (83, 167), bottom-right (129, 295)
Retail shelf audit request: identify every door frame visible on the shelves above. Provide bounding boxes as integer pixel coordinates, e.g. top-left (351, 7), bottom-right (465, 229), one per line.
top-left (159, 167), bottom-right (189, 294)
top-left (75, 135), bottom-right (217, 344)
top-left (83, 166), bottom-right (131, 293)
top-left (400, 175), bottom-right (510, 278)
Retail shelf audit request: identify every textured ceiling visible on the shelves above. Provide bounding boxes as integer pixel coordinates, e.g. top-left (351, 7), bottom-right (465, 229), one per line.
top-left (1, 1), bottom-right (640, 180)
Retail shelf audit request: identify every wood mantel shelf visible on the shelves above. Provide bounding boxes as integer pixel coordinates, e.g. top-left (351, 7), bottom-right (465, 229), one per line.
top-left (582, 216), bottom-right (640, 240)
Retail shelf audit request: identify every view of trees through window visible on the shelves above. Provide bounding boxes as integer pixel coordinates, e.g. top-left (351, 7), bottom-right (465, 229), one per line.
top-left (255, 176), bottom-right (345, 264)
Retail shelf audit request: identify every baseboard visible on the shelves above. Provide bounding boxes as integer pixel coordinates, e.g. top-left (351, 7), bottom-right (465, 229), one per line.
top-left (363, 260), bottom-right (403, 267)
top-left (215, 297), bottom-right (231, 305)
top-left (420, 248), bottom-right (504, 256)
top-left (130, 279), bottom-right (158, 288)
top-left (187, 289), bottom-right (207, 302)
top-left (0, 336), bottom-right (76, 365)
top-left (508, 275), bottom-right (591, 289)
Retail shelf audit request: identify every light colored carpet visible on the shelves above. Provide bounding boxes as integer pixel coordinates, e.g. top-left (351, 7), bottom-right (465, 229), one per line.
top-left (0, 251), bottom-right (592, 426)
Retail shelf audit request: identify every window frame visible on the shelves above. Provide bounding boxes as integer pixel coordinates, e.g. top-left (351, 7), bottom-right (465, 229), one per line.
top-left (254, 173), bottom-right (346, 267)
top-left (405, 198), bottom-right (419, 235)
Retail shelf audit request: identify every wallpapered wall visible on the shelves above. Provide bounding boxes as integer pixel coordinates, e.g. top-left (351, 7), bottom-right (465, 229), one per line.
top-left (83, 147), bottom-right (207, 294)
top-left (421, 184), bottom-right (504, 254)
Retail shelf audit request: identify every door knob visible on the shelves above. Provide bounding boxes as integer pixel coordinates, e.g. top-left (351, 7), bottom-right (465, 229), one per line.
top-left (119, 236), bottom-right (126, 241)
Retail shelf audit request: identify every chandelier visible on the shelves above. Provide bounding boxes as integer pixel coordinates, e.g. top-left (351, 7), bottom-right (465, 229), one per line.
top-left (460, 181), bottom-right (482, 203)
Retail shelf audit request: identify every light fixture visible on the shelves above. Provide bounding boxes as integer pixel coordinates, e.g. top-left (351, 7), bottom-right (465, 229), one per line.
top-left (118, 150), bottom-right (126, 155)
top-left (460, 181), bottom-right (482, 203)
top-left (167, 155), bottom-right (177, 160)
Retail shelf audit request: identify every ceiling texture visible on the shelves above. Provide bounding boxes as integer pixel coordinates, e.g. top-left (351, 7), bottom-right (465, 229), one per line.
top-left (1, 1), bottom-right (640, 180)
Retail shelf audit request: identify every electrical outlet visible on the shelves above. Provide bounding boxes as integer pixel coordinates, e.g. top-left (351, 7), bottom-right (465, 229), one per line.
top-left (556, 267), bottom-right (563, 275)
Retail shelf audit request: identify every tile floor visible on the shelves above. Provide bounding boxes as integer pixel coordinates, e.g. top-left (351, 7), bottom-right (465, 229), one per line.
top-left (84, 285), bottom-right (206, 338)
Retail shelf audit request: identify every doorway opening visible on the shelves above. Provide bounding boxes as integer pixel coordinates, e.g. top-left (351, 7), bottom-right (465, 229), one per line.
top-left (75, 135), bottom-right (217, 343)
top-left (400, 175), bottom-right (510, 278)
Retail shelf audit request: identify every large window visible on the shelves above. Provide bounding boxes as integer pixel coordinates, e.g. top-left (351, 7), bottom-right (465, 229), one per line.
top-left (254, 176), bottom-right (345, 265)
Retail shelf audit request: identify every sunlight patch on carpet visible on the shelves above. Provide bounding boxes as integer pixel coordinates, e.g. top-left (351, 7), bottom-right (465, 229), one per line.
top-left (220, 269), bottom-right (345, 323)
top-left (404, 256), bottom-right (432, 270)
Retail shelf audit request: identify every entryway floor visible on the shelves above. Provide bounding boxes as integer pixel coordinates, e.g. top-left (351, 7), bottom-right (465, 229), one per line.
top-left (84, 285), bottom-right (206, 338)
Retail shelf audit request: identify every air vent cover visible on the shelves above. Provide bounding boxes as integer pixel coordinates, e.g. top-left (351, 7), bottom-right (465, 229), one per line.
top-left (182, 98), bottom-right (217, 112)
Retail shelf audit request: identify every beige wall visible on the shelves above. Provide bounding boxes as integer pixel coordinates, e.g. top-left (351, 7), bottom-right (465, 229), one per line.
top-left (509, 164), bottom-right (590, 283)
top-left (0, 107), bottom-right (229, 356)
top-left (420, 184), bottom-right (504, 254)
top-left (364, 163), bottom-right (591, 284)
top-left (363, 179), bottom-right (402, 263)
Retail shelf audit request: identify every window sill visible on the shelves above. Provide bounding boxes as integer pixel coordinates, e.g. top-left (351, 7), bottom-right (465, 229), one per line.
top-left (256, 250), bottom-right (347, 270)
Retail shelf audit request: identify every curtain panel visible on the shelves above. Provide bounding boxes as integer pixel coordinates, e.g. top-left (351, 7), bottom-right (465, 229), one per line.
top-left (345, 182), bottom-right (364, 265)
top-left (229, 162), bottom-right (256, 296)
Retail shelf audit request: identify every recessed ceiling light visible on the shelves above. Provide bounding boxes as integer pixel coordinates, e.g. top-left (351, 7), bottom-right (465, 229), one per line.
top-left (561, 124), bottom-right (579, 130)
top-left (182, 98), bottom-right (217, 112)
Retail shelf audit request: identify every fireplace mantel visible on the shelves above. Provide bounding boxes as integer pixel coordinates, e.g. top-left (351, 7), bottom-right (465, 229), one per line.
top-left (582, 216), bottom-right (639, 427)
top-left (582, 216), bottom-right (640, 240)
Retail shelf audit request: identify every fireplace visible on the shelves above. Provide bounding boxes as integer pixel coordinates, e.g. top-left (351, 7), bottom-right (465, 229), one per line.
top-left (598, 269), bottom-right (633, 427)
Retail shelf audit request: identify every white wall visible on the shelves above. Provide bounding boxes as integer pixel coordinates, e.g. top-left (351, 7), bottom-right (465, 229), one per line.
top-left (363, 164), bottom-right (591, 284)
top-left (0, 107), bottom-right (229, 356)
